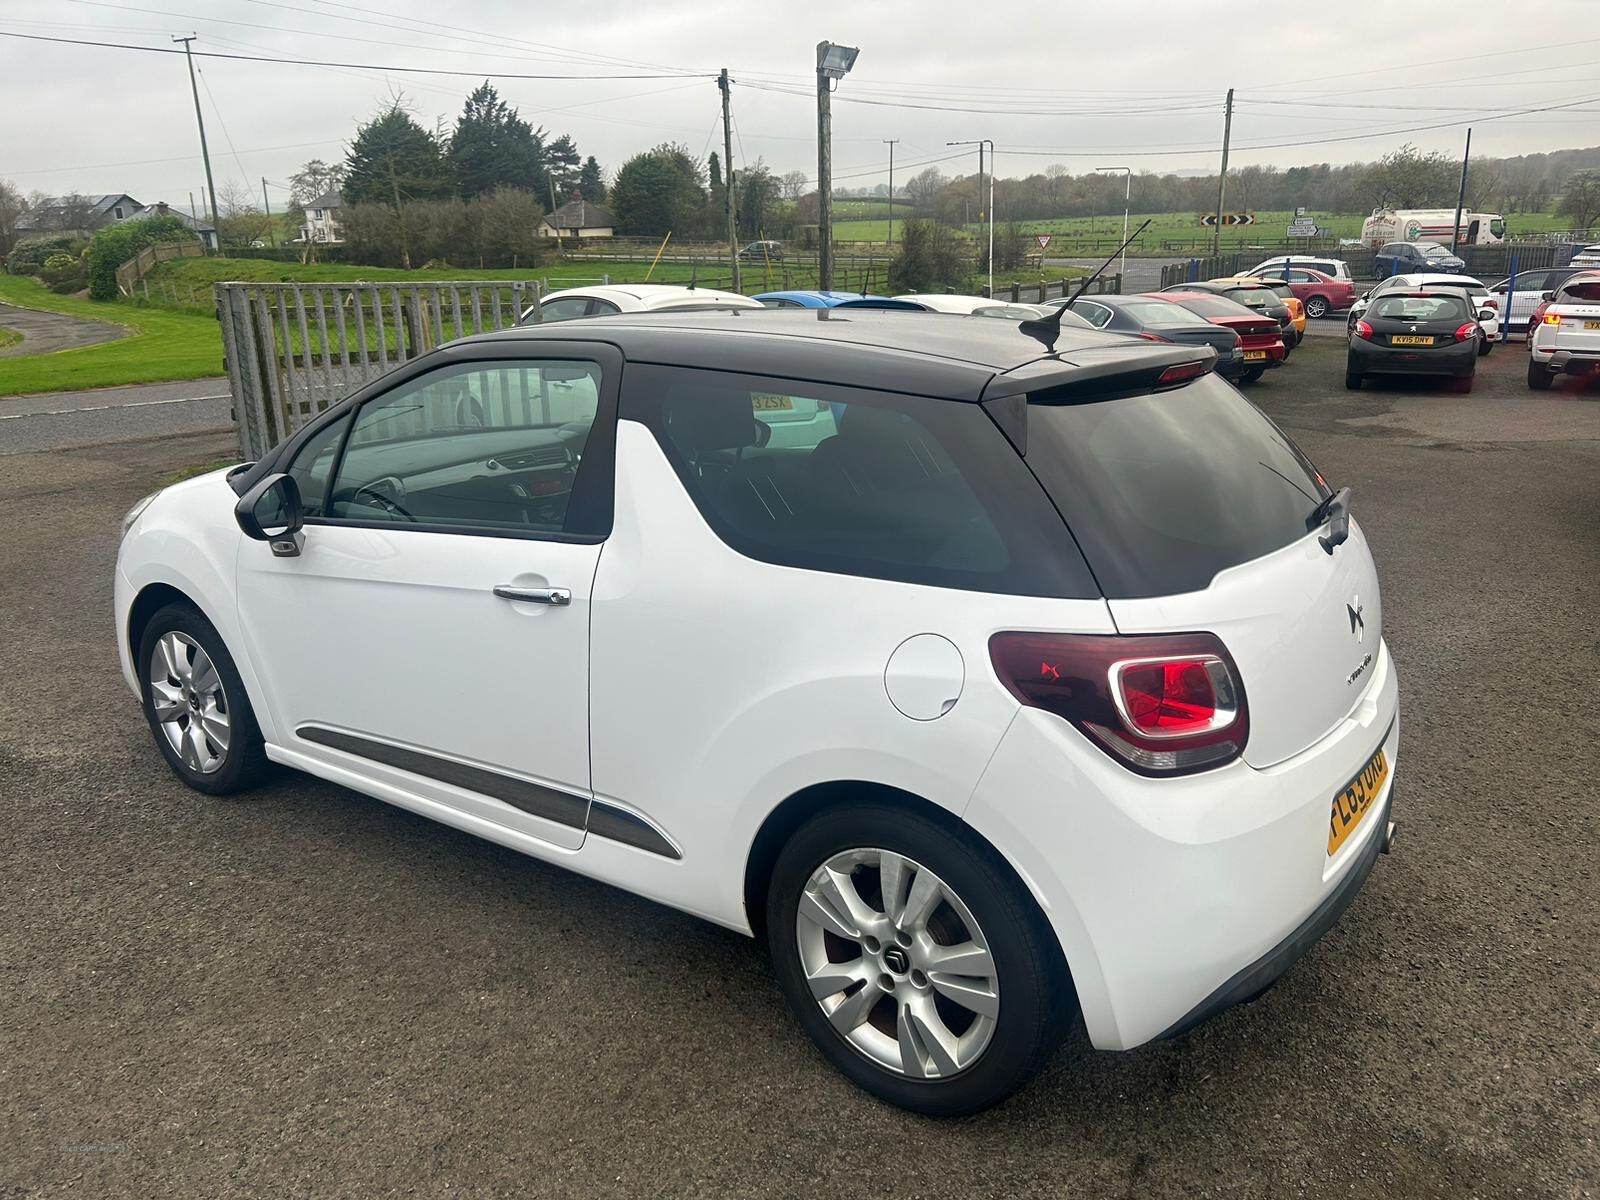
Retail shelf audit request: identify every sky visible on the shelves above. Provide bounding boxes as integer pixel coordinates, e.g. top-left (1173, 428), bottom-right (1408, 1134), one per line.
top-left (3, 0), bottom-right (1599, 212)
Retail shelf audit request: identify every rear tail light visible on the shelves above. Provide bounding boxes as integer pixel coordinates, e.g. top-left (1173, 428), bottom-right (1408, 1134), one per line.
top-left (1544, 312), bottom-right (1562, 325)
top-left (1454, 322), bottom-right (1478, 341)
top-left (988, 632), bottom-right (1249, 776)
top-left (1157, 360), bottom-right (1210, 384)
top-left (1356, 320), bottom-right (1374, 340)
top-left (1136, 331), bottom-right (1172, 342)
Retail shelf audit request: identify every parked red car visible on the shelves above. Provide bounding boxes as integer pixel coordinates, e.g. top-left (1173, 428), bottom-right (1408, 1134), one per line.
top-left (1246, 266), bottom-right (1358, 319)
top-left (1157, 291), bottom-right (1287, 384)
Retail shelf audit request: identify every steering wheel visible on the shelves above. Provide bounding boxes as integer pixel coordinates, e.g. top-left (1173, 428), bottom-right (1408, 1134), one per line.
top-left (350, 476), bottom-right (416, 522)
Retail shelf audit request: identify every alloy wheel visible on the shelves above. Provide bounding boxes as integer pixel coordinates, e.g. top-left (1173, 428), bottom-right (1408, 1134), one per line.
top-left (795, 847), bottom-right (999, 1079)
top-left (1306, 296), bottom-right (1329, 319)
top-left (148, 631), bottom-right (230, 774)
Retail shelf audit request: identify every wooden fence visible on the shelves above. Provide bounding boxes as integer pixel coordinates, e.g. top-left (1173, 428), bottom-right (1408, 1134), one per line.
top-left (115, 240), bottom-right (203, 296)
top-left (980, 275), bottom-right (1122, 302)
top-left (215, 280), bottom-right (542, 458)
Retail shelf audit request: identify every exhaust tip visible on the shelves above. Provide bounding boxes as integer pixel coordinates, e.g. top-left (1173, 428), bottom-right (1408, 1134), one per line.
top-left (1381, 818), bottom-right (1399, 854)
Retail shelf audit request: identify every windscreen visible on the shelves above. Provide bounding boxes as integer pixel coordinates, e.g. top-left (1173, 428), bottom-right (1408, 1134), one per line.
top-left (1021, 374), bottom-right (1329, 598)
top-left (1422, 244), bottom-right (1455, 258)
top-left (1371, 294), bottom-right (1468, 321)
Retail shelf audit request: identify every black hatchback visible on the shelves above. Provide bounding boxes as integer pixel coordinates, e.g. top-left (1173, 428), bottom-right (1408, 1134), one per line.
top-left (1346, 290), bottom-right (1483, 393)
top-left (1059, 294), bottom-right (1245, 378)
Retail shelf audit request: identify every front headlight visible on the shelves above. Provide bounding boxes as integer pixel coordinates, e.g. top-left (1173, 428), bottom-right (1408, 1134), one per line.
top-left (120, 491), bottom-right (161, 541)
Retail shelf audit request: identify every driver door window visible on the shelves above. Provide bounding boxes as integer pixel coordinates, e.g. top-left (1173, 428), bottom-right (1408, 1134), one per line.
top-left (327, 359), bottom-right (601, 534)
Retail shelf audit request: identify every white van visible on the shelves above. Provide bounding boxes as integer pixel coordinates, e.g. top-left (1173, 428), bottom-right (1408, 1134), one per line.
top-left (1361, 209), bottom-right (1505, 248)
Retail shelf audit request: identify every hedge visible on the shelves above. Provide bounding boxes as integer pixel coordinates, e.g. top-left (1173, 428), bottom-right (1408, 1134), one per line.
top-left (85, 215), bottom-right (197, 300)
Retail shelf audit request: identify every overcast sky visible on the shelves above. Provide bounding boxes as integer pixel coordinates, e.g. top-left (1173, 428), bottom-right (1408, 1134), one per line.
top-left (4, 0), bottom-right (1599, 210)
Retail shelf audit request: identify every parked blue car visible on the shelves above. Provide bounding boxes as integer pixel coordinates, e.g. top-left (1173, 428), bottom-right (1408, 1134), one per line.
top-left (752, 290), bottom-right (925, 310)
top-left (1374, 241), bottom-right (1467, 278)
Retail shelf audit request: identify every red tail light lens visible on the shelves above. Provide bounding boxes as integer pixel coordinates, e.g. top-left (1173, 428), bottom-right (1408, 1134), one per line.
top-left (1136, 331), bottom-right (1172, 342)
top-left (1157, 360), bottom-right (1210, 384)
top-left (1453, 322), bottom-right (1478, 341)
top-left (1355, 320), bottom-right (1374, 340)
top-left (988, 632), bottom-right (1249, 776)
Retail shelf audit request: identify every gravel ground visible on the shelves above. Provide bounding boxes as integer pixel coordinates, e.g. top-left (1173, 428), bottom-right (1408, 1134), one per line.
top-left (2, 340), bottom-right (1597, 1198)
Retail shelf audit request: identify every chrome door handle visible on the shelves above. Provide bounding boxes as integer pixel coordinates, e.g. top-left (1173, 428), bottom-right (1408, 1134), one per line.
top-left (493, 585), bottom-right (571, 606)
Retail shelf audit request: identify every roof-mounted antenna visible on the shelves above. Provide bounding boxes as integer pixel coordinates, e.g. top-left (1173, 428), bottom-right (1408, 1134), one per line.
top-left (1020, 218), bottom-right (1151, 350)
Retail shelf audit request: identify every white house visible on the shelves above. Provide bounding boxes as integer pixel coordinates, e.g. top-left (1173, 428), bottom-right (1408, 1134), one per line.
top-left (299, 190), bottom-right (344, 244)
top-left (537, 199), bottom-right (615, 241)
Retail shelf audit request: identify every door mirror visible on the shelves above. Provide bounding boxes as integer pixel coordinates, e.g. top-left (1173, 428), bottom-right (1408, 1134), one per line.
top-left (1540, 291), bottom-right (1554, 301)
top-left (235, 472), bottom-right (304, 556)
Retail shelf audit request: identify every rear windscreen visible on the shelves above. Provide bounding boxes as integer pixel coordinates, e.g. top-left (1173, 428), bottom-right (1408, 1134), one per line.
top-left (1223, 289), bottom-right (1274, 310)
top-left (1372, 294), bottom-right (1467, 320)
top-left (1118, 300), bottom-right (1216, 329)
top-left (1021, 374), bottom-right (1329, 598)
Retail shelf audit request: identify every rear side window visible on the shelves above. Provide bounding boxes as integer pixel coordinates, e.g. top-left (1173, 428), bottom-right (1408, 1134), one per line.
top-left (1372, 295), bottom-right (1467, 320)
top-left (621, 365), bottom-right (1097, 597)
top-left (1559, 281), bottom-right (1600, 303)
top-left (1020, 374), bottom-right (1329, 599)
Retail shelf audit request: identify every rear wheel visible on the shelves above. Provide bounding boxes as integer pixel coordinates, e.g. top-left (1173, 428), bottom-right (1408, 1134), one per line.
top-left (1304, 295), bottom-right (1330, 319)
top-left (1451, 374), bottom-right (1474, 394)
top-left (1242, 367), bottom-right (1265, 384)
top-left (767, 804), bottom-right (1066, 1116)
top-left (138, 603), bottom-right (271, 795)
top-left (1345, 370), bottom-right (1363, 390)
top-left (1527, 360), bottom-right (1554, 390)
top-left (1478, 339), bottom-right (1493, 357)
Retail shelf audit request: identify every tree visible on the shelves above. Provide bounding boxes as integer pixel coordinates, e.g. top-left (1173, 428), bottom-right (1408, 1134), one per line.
top-left (737, 161), bottom-right (781, 239)
top-left (904, 167), bottom-right (947, 209)
top-left (578, 156), bottom-right (606, 202)
top-left (472, 185), bottom-right (545, 266)
top-left (84, 214), bottom-right (194, 300)
top-left (780, 170), bottom-right (808, 202)
top-left (890, 218), bottom-right (973, 292)
top-left (707, 151), bottom-right (722, 192)
top-left (1557, 169), bottom-right (1600, 232)
top-left (288, 159), bottom-right (344, 211)
top-left (344, 100), bottom-right (451, 267)
top-left (445, 82), bottom-right (546, 201)
top-left (1362, 143), bottom-right (1458, 209)
top-left (0, 179), bottom-right (24, 257)
top-left (610, 143), bottom-right (706, 236)
top-left (547, 134), bottom-right (581, 204)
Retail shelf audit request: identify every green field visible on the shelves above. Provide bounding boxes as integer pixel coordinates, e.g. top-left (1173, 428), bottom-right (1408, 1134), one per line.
top-left (0, 274), bottom-right (224, 397)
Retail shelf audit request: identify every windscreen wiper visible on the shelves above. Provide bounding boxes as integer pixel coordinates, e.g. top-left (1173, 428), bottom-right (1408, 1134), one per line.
top-left (1310, 486), bottom-right (1352, 553)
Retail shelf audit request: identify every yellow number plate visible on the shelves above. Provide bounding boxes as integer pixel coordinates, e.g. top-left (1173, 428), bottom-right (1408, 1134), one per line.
top-left (752, 394), bottom-right (795, 412)
top-left (1328, 745), bottom-right (1389, 856)
top-left (1584, 320), bottom-right (1600, 330)
top-left (1390, 335), bottom-right (1434, 346)
top-left (1244, 350), bottom-right (1268, 361)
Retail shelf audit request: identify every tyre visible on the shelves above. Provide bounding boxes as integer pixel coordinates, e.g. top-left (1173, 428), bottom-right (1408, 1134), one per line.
top-left (1527, 360), bottom-right (1553, 390)
top-left (1242, 367), bottom-right (1265, 384)
top-left (1304, 295), bottom-right (1330, 319)
top-left (138, 602), bottom-right (271, 795)
top-left (1452, 375), bottom-right (1473, 394)
top-left (1345, 371), bottom-right (1363, 390)
top-left (767, 804), bottom-right (1067, 1116)
top-left (1478, 339), bottom-right (1493, 357)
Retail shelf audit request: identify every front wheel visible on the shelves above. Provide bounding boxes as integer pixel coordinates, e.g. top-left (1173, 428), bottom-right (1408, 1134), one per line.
top-left (767, 805), bottom-right (1067, 1116)
top-left (138, 603), bottom-right (271, 795)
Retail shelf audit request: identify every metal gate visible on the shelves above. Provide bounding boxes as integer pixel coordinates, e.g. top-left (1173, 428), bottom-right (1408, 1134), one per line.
top-left (214, 280), bottom-right (544, 458)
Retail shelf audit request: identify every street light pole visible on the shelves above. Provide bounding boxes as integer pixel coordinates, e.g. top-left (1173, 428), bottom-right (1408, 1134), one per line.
top-left (1097, 166), bottom-right (1131, 282)
top-left (883, 138), bottom-right (898, 247)
top-left (174, 35), bottom-right (221, 249)
top-left (815, 41), bottom-right (859, 291)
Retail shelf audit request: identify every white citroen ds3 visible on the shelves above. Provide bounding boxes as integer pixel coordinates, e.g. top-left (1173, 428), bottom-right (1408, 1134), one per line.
top-left (116, 308), bottom-right (1399, 1115)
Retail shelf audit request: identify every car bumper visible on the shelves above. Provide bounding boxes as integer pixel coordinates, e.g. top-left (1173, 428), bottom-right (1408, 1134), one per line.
top-left (963, 639), bottom-right (1400, 1050)
top-left (1531, 347), bottom-right (1600, 373)
top-left (1348, 338), bottom-right (1477, 376)
top-left (114, 566), bottom-right (139, 698)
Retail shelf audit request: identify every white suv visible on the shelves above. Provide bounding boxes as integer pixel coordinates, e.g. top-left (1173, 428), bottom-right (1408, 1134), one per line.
top-left (1527, 273), bottom-right (1600, 389)
top-left (528, 283), bottom-right (761, 324)
top-left (115, 309), bottom-right (1400, 1115)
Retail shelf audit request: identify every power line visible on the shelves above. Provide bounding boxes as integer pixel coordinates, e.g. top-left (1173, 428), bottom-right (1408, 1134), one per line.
top-left (0, 30), bottom-right (713, 78)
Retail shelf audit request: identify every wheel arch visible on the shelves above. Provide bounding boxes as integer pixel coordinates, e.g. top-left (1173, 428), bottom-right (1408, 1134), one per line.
top-left (127, 581), bottom-right (201, 662)
top-left (741, 780), bottom-right (1075, 1004)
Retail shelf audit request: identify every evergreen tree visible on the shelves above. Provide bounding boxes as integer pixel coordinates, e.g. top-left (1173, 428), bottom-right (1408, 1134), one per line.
top-left (708, 151), bottom-right (722, 192)
top-left (446, 82), bottom-right (547, 201)
top-left (578, 156), bottom-right (606, 202)
top-left (343, 103), bottom-right (450, 209)
top-left (610, 144), bottom-right (706, 236)
top-left (548, 134), bottom-right (581, 204)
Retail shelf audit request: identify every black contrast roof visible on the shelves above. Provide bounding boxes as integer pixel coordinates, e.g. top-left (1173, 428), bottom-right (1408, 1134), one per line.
top-left (467, 308), bottom-right (1175, 401)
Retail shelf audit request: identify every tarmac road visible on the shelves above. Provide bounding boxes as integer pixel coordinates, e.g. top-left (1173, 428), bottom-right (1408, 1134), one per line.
top-left (1, 340), bottom-right (1597, 1198)
top-left (0, 378), bottom-right (232, 455)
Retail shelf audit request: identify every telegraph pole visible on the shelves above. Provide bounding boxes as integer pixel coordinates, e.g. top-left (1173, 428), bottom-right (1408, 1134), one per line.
top-left (1451, 127), bottom-right (1472, 255)
top-left (1212, 87), bottom-right (1234, 257)
top-left (816, 48), bottom-right (835, 289)
top-left (261, 177), bottom-right (276, 247)
top-left (883, 138), bottom-right (898, 246)
top-left (174, 36), bottom-right (221, 249)
top-left (720, 69), bottom-right (741, 290)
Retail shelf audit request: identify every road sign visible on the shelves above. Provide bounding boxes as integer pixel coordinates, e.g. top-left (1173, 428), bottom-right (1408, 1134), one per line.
top-left (1295, 206), bottom-right (1308, 218)
top-left (1035, 233), bottom-right (1052, 250)
top-left (1287, 216), bottom-right (1323, 239)
top-left (1200, 212), bottom-right (1255, 227)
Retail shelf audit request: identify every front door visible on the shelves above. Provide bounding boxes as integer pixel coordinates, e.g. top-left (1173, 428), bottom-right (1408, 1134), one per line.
top-left (237, 348), bottom-right (620, 850)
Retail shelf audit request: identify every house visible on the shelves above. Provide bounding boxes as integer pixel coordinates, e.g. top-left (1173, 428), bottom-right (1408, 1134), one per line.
top-left (127, 201), bottom-right (219, 251)
top-left (298, 190), bottom-right (344, 244)
top-left (537, 199), bottom-right (615, 241)
top-left (16, 193), bottom-right (143, 237)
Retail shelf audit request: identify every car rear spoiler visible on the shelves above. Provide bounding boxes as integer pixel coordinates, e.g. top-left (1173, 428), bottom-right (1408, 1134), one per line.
top-left (979, 345), bottom-right (1217, 455)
